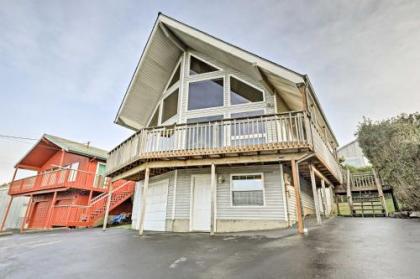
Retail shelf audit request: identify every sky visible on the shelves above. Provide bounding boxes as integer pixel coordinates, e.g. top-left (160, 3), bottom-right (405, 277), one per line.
top-left (0, 0), bottom-right (419, 183)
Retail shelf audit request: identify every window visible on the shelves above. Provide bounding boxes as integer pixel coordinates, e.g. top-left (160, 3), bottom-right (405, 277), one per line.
top-left (148, 106), bottom-right (160, 127)
top-left (189, 56), bottom-right (218, 75)
top-left (67, 162), bottom-right (79, 182)
top-left (231, 174), bottom-right (264, 206)
top-left (162, 89), bottom-right (179, 123)
top-left (94, 162), bottom-right (107, 188)
top-left (188, 78), bottom-right (224, 110)
top-left (167, 64), bottom-right (180, 89)
top-left (230, 76), bottom-right (264, 105)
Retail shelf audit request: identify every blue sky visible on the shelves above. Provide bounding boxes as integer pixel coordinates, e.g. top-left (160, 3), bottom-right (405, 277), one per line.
top-left (1, 0), bottom-right (419, 183)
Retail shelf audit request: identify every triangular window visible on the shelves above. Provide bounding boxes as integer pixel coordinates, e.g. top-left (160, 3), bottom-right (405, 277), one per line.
top-left (167, 64), bottom-right (180, 89)
top-left (190, 56), bottom-right (218, 75)
top-left (230, 76), bottom-right (264, 105)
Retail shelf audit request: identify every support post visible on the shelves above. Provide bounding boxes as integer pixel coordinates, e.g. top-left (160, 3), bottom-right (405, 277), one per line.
top-left (279, 163), bottom-right (290, 226)
top-left (210, 164), bottom-right (217, 235)
top-left (102, 183), bottom-right (113, 231)
top-left (291, 160), bottom-right (304, 234)
top-left (321, 179), bottom-right (328, 217)
top-left (0, 196), bottom-right (14, 231)
top-left (20, 197), bottom-right (33, 233)
top-left (346, 169), bottom-right (353, 216)
top-left (373, 169), bottom-right (388, 216)
top-left (139, 168), bottom-right (150, 235)
top-left (45, 191), bottom-right (57, 229)
top-left (309, 164), bottom-right (322, 225)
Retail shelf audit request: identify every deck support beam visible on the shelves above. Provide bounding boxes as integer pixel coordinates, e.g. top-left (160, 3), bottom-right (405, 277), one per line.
top-left (45, 191), bottom-right (57, 229)
top-left (210, 164), bottom-right (216, 236)
top-left (102, 182), bottom-right (113, 231)
top-left (139, 168), bottom-right (150, 236)
top-left (373, 169), bottom-right (388, 216)
top-left (291, 160), bottom-right (304, 234)
top-left (21, 196), bottom-right (33, 232)
top-left (346, 169), bottom-right (353, 216)
top-left (309, 164), bottom-right (322, 225)
top-left (321, 179), bottom-right (328, 217)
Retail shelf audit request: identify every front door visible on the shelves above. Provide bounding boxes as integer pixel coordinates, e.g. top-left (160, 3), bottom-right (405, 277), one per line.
top-left (191, 175), bottom-right (211, 231)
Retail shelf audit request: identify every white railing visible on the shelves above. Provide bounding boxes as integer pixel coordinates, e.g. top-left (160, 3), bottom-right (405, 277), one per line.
top-left (107, 112), bottom-right (310, 174)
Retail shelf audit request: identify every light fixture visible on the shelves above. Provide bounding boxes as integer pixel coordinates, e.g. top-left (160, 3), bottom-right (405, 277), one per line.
top-left (217, 175), bottom-right (225, 184)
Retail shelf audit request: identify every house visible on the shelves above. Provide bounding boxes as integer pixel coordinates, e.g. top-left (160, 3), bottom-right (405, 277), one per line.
top-left (0, 183), bottom-right (29, 230)
top-left (105, 14), bottom-right (343, 234)
top-left (0, 134), bottom-right (135, 232)
top-left (337, 139), bottom-right (370, 168)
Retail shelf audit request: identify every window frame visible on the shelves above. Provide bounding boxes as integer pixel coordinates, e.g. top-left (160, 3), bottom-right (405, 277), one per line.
top-left (164, 57), bottom-right (183, 92)
top-left (229, 74), bottom-right (265, 106)
top-left (94, 162), bottom-right (107, 188)
top-left (186, 75), bottom-right (226, 111)
top-left (230, 173), bottom-right (266, 208)
top-left (161, 88), bottom-right (179, 123)
top-left (188, 54), bottom-right (222, 77)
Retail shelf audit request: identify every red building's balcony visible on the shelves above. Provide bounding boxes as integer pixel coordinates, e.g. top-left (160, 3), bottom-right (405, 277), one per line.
top-left (8, 168), bottom-right (109, 196)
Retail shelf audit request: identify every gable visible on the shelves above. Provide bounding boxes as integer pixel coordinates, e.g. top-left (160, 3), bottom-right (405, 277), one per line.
top-left (115, 14), bottom-right (306, 131)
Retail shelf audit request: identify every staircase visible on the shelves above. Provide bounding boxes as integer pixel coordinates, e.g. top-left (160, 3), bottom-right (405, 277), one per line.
top-left (352, 196), bottom-right (385, 217)
top-left (82, 181), bottom-right (135, 227)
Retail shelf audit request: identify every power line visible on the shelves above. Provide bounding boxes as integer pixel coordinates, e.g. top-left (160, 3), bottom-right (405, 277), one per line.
top-left (0, 134), bottom-right (38, 141)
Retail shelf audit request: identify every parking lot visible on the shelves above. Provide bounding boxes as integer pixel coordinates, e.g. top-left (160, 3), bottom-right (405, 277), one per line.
top-left (1, 217), bottom-right (419, 279)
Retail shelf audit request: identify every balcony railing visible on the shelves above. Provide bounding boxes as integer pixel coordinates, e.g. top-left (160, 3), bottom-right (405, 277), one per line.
top-left (8, 168), bottom-right (109, 196)
top-left (106, 111), bottom-right (342, 183)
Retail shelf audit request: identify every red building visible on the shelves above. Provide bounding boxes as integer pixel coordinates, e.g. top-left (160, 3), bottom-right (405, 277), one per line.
top-left (0, 134), bottom-right (134, 231)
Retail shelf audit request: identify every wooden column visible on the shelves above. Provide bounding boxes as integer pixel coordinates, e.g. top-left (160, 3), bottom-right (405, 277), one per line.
top-left (291, 160), bottom-right (304, 234)
top-left (102, 183), bottom-right (113, 231)
top-left (373, 169), bottom-right (388, 216)
top-left (346, 169), bottom-right (353, 216)
top-left (309, 164), bottom-right (322, 224)
top-left (210, 164), bottom-right (217, 236)
top-left (1, 168), bottom-right (19, 231)
top-left (0, 196), bottom-right (14, 232)
top-left (279, 163), bottom-right (290, 226)
top-left (139, 168), bottom-right (150, 235)
top-left (321, 179), bottom-right (328, 217)
top-left (45, 191), bottom-right (57, 229)
top-left (20, 197), bottom-right (33, 232)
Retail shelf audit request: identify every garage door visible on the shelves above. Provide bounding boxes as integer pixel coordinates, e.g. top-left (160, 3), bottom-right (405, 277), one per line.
top-left (144, 180), bottom-right (168, 231)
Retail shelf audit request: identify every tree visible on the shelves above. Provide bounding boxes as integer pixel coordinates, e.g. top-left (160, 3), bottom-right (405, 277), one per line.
top-left (356, 113), bottom-right (420, 211)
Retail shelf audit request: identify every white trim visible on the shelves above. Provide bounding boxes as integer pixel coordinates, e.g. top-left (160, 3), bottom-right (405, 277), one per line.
top-left (93, 162), bottom-right (107, 187)
top-left (228, 74), bottom-right (265, 107)
top-left (279, 164), bottom-right (288, 222)
top-left (171, 170), bottom-right (178, 220)
top-left (229, 173), bottom-right (266, 208)
top-left (146, 103), bottom-right (161, 127)
top-left (188, 53), bottom-right (222, 77)
top-left (164, 57), bottom-right (182, 92)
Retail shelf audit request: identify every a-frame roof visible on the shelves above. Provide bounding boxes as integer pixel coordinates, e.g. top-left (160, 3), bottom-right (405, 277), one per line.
top-left (115, 13), bottom-right (337, 145)
top-left (15, 134), bottom-right (108, 170)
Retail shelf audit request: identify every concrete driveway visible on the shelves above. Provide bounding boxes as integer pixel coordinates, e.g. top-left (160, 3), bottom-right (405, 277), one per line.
top-left (1, 217), bottom-right (419, 279)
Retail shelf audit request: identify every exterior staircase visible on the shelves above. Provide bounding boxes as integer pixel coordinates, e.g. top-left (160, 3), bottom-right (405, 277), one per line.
top-left (352, 196), bottom-right (385, 217)
top-left (81, 181), bottom-right (135, 227)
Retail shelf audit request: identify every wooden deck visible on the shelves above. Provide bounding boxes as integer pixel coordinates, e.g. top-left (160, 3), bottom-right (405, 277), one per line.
top-left (8, 168), bottom-right (109, 196)
top-left (106, 111), bottom-right (343, 184)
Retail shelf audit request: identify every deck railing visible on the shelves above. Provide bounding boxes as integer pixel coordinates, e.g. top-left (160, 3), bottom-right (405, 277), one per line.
top-left (106, 111), bottom-right (342, 183)
top-left (351, 172), bottom-right (377, 190)
top-left (8, 168), bottom-right (109, 195)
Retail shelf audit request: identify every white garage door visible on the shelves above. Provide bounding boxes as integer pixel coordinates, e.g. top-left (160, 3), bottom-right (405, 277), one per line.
top-left (144, 180), bottom-right (168, 231)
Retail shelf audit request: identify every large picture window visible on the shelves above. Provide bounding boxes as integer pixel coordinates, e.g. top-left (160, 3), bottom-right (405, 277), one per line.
top-left (188, 78), bottom-right (224, 110)
top-left (231, 174), bottom-right (264, 206)
top-left (230, 76), bottom-right (264, 105)
top-left (161, 89), bottom-right (179, 123)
